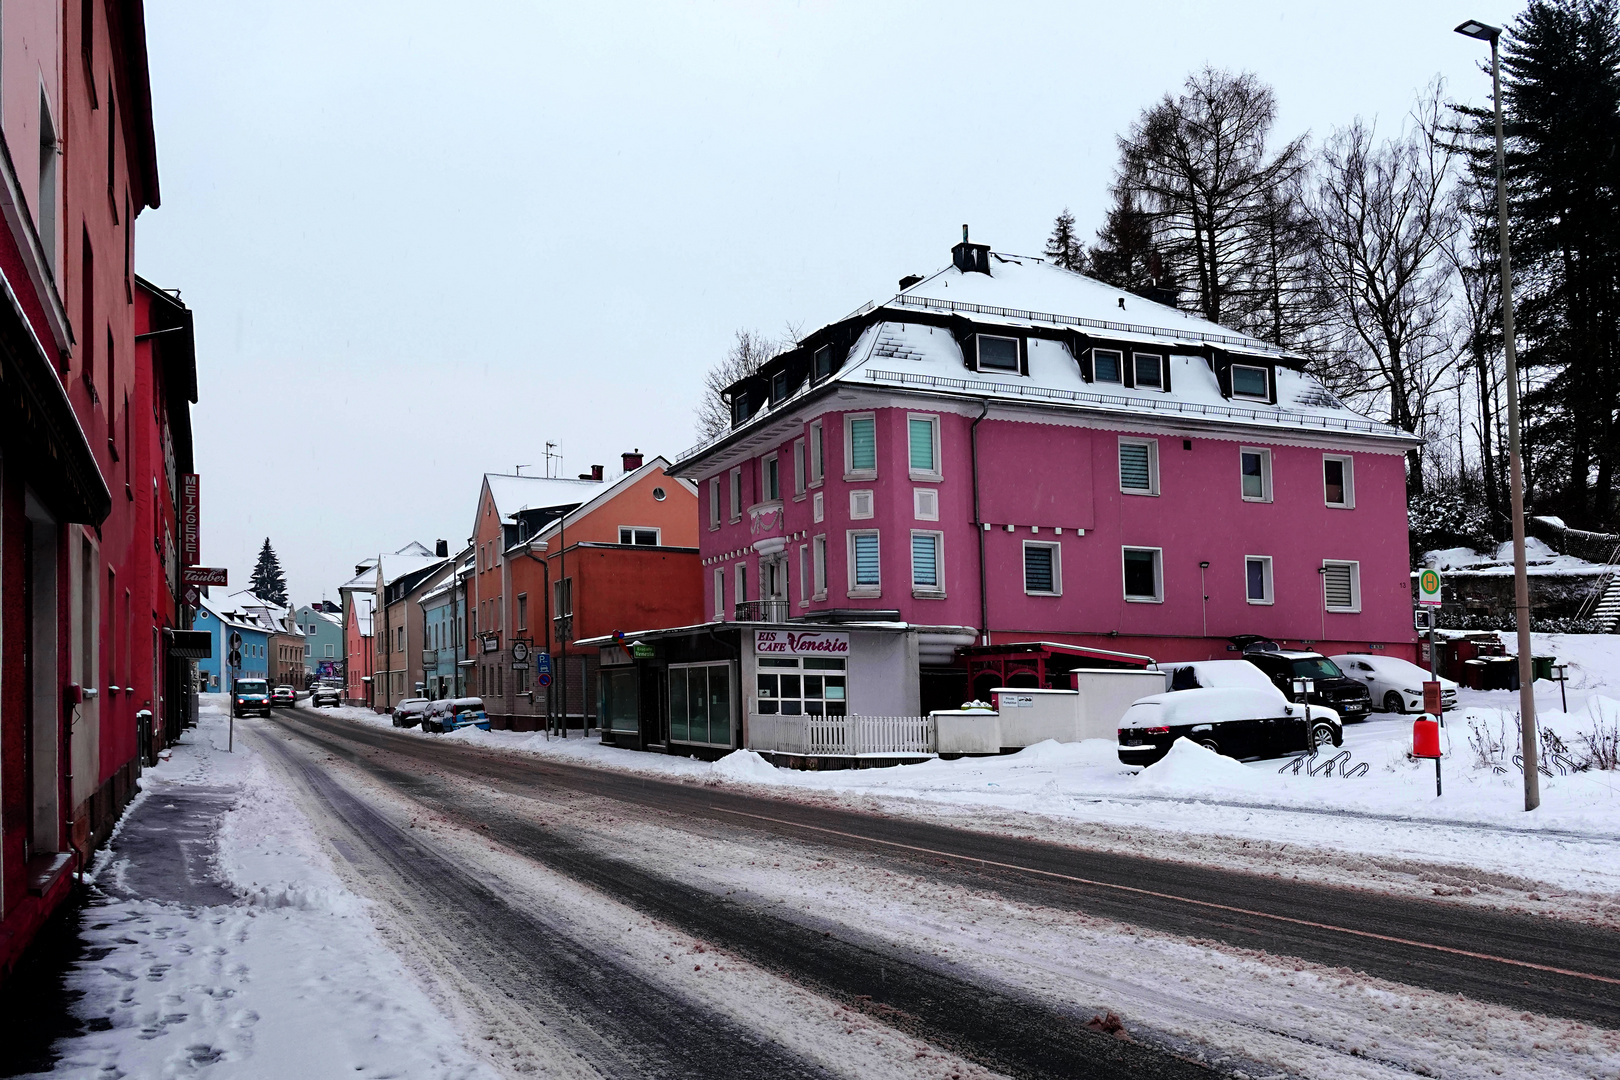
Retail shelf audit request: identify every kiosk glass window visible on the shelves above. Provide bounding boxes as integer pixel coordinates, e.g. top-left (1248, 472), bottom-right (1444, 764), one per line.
top-left (670, 662), bottom-right (733, 745)
top-left (757, 657), bottom-right (846, 716)
top-left (601, 668), bottom-right (639, 733)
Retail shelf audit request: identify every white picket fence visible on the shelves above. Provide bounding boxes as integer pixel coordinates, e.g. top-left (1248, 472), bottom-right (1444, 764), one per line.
top-left (762, 714), bottom-right (935, 757)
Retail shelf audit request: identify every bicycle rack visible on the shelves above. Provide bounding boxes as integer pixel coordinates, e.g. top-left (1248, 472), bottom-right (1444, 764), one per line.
top-left (1278, 748), bottom-right (1367, 778)
top-left (1512, 753), bottom-right (1556, 778)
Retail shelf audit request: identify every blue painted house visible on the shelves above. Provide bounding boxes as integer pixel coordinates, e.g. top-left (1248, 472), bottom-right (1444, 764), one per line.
top-left (195, 593), bottom-right (271, 691)
top-left (295, 603), bottom-right (345, 681)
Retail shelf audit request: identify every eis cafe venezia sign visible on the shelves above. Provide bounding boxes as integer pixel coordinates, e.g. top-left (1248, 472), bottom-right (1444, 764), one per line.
top-left (754, 630), bottom-right (849, 657)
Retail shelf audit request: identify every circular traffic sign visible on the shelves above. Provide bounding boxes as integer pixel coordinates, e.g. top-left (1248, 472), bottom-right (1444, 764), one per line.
top-left (512, 640), bottom-right (529, 662)
top-left (537, 672), bottom-right (552, 688)
top-left (228, 649), bottom-right (242, 667)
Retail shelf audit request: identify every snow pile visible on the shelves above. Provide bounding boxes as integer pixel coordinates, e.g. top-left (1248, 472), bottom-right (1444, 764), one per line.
top-left (1133, 737), bottom-right (1272, 794)
top-left (1421, 538), bottom-right (1609, 576)
top-left (712, 748), bottom-right (779, 781)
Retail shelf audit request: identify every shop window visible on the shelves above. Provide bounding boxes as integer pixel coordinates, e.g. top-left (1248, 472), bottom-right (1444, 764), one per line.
top-left (756, 657), bottom-right (846, 717)
top-left (670, 662), bottom-right (733, 745)
top-left (601, 668), bottom-right (639, 733)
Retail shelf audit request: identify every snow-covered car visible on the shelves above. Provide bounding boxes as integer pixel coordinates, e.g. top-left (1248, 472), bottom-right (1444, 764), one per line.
top-left (1118, 686), bottom-right (1340, 767)
top-left (422, 697), bottom-right (489, 734)
top-left (232, 679), bottom-right (272, 718)
top-left (1163, 660), bottom-right (1278, 693)
top-left (391, 698), bottom-right (431, 728)
top-left (1330, 654), bottom-right (1458, 714)
top-left (311, 685), bottom-right (342, 708)
top-left (271, 686), bottom-right (296, 706)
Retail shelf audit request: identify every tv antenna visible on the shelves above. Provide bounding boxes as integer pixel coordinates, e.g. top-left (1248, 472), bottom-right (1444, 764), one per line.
top-left (543, 442), bottom-right (562, 478)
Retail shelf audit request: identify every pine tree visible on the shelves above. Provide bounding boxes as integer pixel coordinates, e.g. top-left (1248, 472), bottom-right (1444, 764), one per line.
top-left (1088, 187), bottom-right (1162, 297)
top-left (251, 538), bottom-right (289, 607)
top-left (1044, 209), bottom-right (1087, 271)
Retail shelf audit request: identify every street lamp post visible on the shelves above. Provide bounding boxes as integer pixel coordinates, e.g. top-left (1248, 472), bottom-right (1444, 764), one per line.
top-left (1456, 18), bottom-right (1539, 810)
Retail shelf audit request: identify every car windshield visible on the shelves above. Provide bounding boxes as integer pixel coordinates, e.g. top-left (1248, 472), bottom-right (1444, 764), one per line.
top-left (1289, 658), bottom-right (1344, 680)
top-left (237, 681), bottom-right (268, 694)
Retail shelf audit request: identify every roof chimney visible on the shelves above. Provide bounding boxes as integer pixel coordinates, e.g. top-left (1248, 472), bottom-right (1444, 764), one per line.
top-left (622, 449), bottom-right (644, 473)
top-left (952, 224), bottom-right (991, 276)
top-left (899, 274), bottom-right (923, 291)
top-left (576, 464), bottom-right (605, 482)
top-left (435, 539), bottom-right (448, 558)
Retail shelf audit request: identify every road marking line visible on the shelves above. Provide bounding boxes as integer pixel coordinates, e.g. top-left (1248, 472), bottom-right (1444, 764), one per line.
top-left (711, 806), bottom-right (1620, 989)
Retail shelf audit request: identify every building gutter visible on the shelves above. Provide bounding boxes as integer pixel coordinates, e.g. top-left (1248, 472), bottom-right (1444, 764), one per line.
top-left (970, 398), bottom-right (991, 647)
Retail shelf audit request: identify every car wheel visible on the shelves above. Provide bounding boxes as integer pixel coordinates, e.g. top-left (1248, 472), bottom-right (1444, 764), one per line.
top-left (1383, 691), bottom-right (1404, 714)
top-left (1311, 722), bottom-right (1338, 750)
top-left (1197, 737), bottom-right (1221, 755)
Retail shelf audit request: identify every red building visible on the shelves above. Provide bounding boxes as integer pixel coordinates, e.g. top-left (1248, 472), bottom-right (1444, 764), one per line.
top-left (0, 1), bottom-right (192, 984)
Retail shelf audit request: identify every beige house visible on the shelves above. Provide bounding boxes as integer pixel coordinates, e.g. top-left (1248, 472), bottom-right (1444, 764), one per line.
top-left (373, 543), bottom-right (453, 709)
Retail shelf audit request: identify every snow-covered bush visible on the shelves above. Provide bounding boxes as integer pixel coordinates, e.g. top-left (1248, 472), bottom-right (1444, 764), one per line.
top-left (1409, 490), bottom-right (1495, 562)
top-left (1434, 610), bottom-right (1600, 633)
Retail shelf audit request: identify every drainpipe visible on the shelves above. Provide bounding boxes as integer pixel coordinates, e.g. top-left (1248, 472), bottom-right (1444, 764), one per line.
top-left (970, 399), bottom-right (991, 647)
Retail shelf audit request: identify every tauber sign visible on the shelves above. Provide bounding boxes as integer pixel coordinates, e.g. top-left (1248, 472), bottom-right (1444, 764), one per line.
top-left (755, 629), bottom-right (849, 657)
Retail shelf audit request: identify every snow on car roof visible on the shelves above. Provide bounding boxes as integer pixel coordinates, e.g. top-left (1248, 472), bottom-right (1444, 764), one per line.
top-left (1164, 660), bottom-right (1275, 691)
top-left (1121, 686), bottom-right (1291, 726)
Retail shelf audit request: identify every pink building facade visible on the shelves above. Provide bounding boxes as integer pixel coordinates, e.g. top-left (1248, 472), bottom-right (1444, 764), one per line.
top-left (673, 237), bottom-right (1420, 709)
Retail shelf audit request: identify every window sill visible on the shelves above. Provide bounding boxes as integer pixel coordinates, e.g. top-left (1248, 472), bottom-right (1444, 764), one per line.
top-left (1325, 607), bottom-right (1361, 615)
top-left (1325, 503), bottom-right (1355, 510)
top-left (1246, 598), bottom-right (1275, 606)
top-left (912, 589), bottom-right (945, 599)
top-left (1120, 489), bottom-right (1160, 497)
top-left (1024, 590), bottom-right (1062, 598)
top-left (908, 472), bottom-right (943, 484)
top-left (792, 493), bottom-right (807, 503)
top-left (812, 591), bottom-right (827, 602)
top-left (808, 479), bottom-right (824, 489)
top-left (729, 516), bottom-right (742, 524)
top-left (1124, 596), bottom-right (1163, 604)
top-left (843, 472), bottom-right (877, 483)
top-left (847, 588), bottom-right (881, 599)
top-left (1241, 495), bottom-right (1273, 504)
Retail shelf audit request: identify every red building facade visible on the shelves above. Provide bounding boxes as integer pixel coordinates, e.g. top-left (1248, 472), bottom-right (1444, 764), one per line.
top-left (0, 1), bottom-right (193, 983)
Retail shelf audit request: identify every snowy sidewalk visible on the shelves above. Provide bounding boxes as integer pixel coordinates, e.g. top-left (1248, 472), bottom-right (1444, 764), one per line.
top-left (24, 697), bottom-right (496, 1080)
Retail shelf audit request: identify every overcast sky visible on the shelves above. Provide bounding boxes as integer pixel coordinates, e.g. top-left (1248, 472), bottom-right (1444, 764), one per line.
top-left (136, 0), bottom-right (1523, 603)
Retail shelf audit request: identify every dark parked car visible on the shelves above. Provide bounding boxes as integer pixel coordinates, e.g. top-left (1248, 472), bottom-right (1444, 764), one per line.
top-left (392, 698), bottom-right (431, 728)
top-left (1118, 686), bottom-right (1341, 766)
top-left (232, 679), bottom-right (272, 718)
top-left (1232, 637), bottom-right (1372, 722)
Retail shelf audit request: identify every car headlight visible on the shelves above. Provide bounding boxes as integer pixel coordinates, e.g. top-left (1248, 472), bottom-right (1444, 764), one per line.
top-left (1402, 689), bottom-right (1419, 695)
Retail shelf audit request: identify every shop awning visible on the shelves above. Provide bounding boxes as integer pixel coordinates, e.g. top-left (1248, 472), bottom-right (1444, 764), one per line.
top-left (164, 629), bottom-right (212, 659)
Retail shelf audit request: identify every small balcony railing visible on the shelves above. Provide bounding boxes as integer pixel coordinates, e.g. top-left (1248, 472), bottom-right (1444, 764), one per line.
top-left (734, 599), bottom-right (790, 623)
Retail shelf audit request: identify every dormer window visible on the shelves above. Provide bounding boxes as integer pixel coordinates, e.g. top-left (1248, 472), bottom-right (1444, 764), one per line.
top-left (976, 334), bottom-right (1020, 373)
top-left (771, 371), bottom-right (789, 404)
top-left (731, 395), bottom-right (751, 426)
top-left (1133, 353), bottom-right (1164, 390)
top-left (1094, 349), bottom-right (1122, 384)
top-left (1231, 363), bottom-right (1270, 401)
top-left (814, 345), bottom-right (834, 380)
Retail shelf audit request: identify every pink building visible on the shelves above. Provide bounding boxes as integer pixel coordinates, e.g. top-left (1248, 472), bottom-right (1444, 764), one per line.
top-left (672, 234), bottom-right (1420, 711)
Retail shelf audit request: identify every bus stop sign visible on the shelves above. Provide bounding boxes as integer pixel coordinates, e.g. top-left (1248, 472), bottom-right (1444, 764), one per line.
top-left (1418, 568), bottom-right (1443, 606)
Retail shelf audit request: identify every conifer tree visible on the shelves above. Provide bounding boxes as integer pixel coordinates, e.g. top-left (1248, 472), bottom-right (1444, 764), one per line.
top-left (1044, 209), bottom-right (1087, 271)
top-left (251, 538), bottom-right (289, 607)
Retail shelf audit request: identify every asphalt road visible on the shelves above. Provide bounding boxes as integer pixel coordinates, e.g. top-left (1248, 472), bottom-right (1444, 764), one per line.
top-left (264, 706), bottom-right (1620, 1076)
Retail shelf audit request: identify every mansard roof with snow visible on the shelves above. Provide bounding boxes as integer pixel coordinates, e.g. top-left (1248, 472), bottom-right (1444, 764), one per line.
top-left (672, 236), bottom-right (1417, 474)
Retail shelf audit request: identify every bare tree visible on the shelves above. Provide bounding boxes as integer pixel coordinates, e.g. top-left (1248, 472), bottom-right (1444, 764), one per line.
top-left (1117, 67), bottom-right (1309, 328)
top-left (694, 328), bottom-right (782, 441)
top-left (1310, 85), bottom-right (1460, 495)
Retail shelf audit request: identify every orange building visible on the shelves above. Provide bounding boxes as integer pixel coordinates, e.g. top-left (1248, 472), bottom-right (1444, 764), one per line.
top-left (466, 452), bottom-right (701, 730)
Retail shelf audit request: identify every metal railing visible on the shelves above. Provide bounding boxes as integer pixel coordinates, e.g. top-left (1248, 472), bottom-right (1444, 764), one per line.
top-left (887, 292), bottom-right (1285, 352)
top-left (733, 599), bottom-right (791, 622)
top-left (863, 368), bottom-right (1403, 438)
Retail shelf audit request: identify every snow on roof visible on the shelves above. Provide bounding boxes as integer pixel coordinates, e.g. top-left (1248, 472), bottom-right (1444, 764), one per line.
top-left (395, 541), bottom-right (434, 557)
top-left (197, 593), bottom-right (264, 634)
top-left (376, 552), bottom-right (448, 588)
top-left (525, 457), bottom-right (676, 549)
top-left (676, 251), bottom-right (1414, 469)
top-left (484, 473), bottom-right (601, 523)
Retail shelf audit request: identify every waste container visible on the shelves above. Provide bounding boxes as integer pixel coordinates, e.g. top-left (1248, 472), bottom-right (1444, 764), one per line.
top-left (1482, 656), bottom-right (1520, 691)
top-left (1461, 658), bottom-right (1486, 690)
top-left (1532, 655), bottom-right (1555, 682)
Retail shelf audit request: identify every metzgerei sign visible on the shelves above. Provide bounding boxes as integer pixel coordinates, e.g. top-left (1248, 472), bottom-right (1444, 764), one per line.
top-left (754, 629), bottom-right (849, 657)
top-left (181, 473), bottom-right (200, 566)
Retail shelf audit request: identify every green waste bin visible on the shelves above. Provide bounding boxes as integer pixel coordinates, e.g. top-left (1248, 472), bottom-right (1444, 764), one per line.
top-left (1532, 655), bottom-right (1555, 682)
